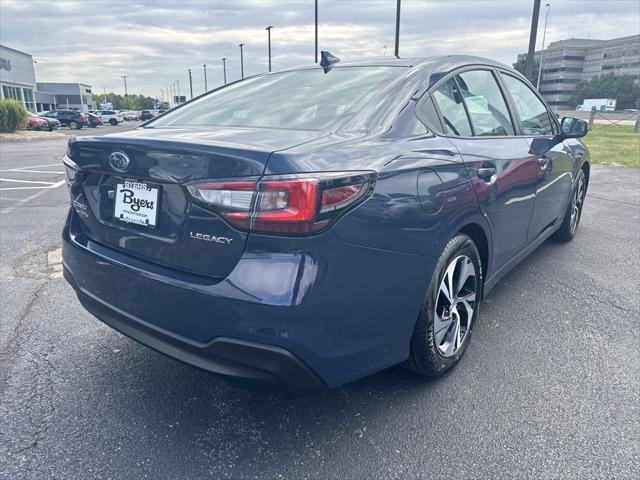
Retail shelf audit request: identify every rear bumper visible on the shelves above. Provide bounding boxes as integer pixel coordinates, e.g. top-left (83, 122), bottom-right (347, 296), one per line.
top-left (63, 209), bottom-right (435, 389)
top-left (64, 266), bottom-right (325, 395)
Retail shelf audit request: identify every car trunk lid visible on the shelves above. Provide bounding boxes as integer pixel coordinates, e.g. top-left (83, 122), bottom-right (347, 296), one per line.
top-left (67, 126), bottom-right (325, 279)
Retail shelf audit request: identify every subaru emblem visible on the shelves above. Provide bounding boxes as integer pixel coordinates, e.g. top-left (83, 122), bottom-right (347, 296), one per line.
top-left (108, 151), bottom-right (130, 172)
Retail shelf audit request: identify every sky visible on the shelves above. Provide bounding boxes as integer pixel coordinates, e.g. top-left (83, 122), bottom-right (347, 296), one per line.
top-left (1, 0), bottom-right (639, 100)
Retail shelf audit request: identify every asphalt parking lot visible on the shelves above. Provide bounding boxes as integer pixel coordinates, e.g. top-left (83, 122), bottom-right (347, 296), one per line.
top-left (0, 131), bottom-right (638, 479)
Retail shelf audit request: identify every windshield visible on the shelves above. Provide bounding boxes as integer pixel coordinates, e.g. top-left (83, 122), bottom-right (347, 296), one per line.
top-left (150, 67), bottom-right (402, 130)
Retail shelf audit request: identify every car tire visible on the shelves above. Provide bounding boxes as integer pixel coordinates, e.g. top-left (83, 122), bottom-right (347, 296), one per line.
top-left (403, 233), bottom-right (482, 377)
top-left (109, 119), bottom-right (118, 126)
top-left (69, 121), bottom-right (79, 129)
top-left (552, 168), bottom-right (587, 242)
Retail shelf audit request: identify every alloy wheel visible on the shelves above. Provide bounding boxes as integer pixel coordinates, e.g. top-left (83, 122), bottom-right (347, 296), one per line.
top-left (434, 255), bottom-right (477, 357)
top-left (570, 174), bottom-right (586, 233)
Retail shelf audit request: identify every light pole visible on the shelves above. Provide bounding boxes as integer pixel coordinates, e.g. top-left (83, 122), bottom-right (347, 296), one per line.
top-left (314, 0), bottom-right (318, 63)
top-left (222, 58), bottom-right (227, 85)
top-left (239, 44), bottom-right (245, 79)
top-left (383, 45), bottom-right (387, 57)
top-left (188, 68), bottom-right (193, 99)
top-left (177, 80), bottom-right (181, 102)
top-left (203, 64), bottom-right (208, 92)
top-left (536, 3), bottom-right (551, 91)
top-left (121, 75), bottom-right (128, 96)
top-left (526, 0), bottom-right (542, 81)
top-left (265, 26), bottom-right (273, 72)
top-left (394, 0), bottom-right (401, 58)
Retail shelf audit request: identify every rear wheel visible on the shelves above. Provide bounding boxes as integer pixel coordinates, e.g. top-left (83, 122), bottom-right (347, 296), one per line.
top-left (552, 168), bottom-right (587, 242)
top-left (68, 121), bottom-right (79, 129)
top-left (404, 234), bottom-right (482, 377)
top-left (109, 119), bottom-right (118, 126)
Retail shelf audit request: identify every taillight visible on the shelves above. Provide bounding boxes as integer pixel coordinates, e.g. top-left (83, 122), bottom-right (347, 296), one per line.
top-left (63, 156), bottom-right (80, 185)
top-left (186, 172), bottom-right (375, 235)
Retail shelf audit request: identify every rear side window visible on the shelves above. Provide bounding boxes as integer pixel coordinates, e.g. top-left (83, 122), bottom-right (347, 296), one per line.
top-left (456, 70), bottom-right (514, 136)
top-left (500, 74), bottom-right (554, 136)
top-left (432, 78), bottom-right (473, 136)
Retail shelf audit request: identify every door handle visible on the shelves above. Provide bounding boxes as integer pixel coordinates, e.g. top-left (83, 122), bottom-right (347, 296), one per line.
top-left (538, 157), bottom-right (549, 169)
top-left (477, 167), bottom-right (496, 181)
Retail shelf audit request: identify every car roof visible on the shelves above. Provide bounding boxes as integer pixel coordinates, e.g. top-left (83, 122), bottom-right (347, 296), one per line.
top-left (336, 55), bottom-right (510, 70)
top-left (278, 55), bottom-right (518, 88)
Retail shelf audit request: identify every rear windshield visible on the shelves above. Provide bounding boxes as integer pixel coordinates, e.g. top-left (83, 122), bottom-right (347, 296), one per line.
top-left (149, 67), bottom-right (401, 130)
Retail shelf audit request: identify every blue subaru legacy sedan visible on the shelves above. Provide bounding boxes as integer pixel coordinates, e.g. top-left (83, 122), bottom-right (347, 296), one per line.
top-left (62, 54), bottom-right (590, 394)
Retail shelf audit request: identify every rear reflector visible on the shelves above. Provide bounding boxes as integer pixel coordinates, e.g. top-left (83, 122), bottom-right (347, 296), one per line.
top-left (186, 172), bottom-right (375, 235)
top-left (320, 184), bottom-right (364, 213)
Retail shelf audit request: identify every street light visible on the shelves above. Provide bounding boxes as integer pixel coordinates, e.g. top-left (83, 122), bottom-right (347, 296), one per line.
top-left (525, 0), bottom-right (542, 81)
top-left (314, 0), bottom-right (318, 63)
top-left (121, 75), bottom-right (128, 96)
top-left (265, 26), bottom-right (273, 72)
top-left (239, 44), bottom-right (245, 79)
top-left (188, 68), bottom-right (193, 99)
top-left (536, 3), bottom-right (551, 91)
top-left (394, 0), bottom-right (401, 57)
top-left (222, 57), bottom-right (227, 85)
top-left (203, 64), bottom-right (208, 92)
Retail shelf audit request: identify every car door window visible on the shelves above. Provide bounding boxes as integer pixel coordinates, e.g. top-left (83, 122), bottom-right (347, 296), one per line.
top-left (455, 70), bottom-right (514, 136)
top-left (500, 74), bottom-right (554, 136)
top-left (432, 78), bottom-right (473, 136)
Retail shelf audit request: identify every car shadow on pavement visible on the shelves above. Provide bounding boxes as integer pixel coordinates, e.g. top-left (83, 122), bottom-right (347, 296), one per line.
top-left (56, 237), bottom-right (571, 474)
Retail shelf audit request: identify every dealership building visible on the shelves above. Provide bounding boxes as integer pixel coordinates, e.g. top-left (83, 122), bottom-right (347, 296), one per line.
top-left (518, 34), bottom-right (640, 110)
top-left (0, 44), bottom-right (37, 112)
top-left (36, 82), bottom-right (96, 112)
top-left (0, 44), bottom-right (96, 112)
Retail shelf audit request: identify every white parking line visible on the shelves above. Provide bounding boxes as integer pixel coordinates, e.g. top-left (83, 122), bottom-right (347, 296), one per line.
top-left (0, 180), bottom-right (66, 214)
top-left (1, 169), bottom-right (64, 174)
top-left (3, 163), bottom-right (62, 170)
top-left (0, 179), bottom-right (66, 191)
top-left (0, 177), bottom-right (59, 185)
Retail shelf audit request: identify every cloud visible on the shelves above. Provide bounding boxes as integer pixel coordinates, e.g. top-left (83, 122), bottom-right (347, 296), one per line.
top-left (1, 0), bottom-right (638, 98)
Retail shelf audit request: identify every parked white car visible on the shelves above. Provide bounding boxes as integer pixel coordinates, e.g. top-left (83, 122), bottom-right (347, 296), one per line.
top-left (98, 110), bottom-right (124, 125)
top-left (121, 110), bottom-right (140, 121)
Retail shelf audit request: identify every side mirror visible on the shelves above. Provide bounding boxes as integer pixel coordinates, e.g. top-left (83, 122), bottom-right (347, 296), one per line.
top-left (560, 117), bottom-right (588, 138)
top-left (529, 116), bottom-right (589, 156)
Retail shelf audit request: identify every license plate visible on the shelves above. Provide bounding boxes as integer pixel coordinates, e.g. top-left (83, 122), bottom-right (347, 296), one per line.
top-left (114, 181), bottom-right (160, 228)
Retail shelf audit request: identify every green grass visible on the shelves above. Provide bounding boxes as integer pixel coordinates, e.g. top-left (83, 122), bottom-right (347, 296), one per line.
top-left (583, 124), bottom-right (639, 168)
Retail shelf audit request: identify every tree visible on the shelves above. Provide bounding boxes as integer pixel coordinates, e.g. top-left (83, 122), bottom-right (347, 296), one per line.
top-left (122, 96), bottom-right (136, 110)
top-left (0, 99), bottom-right (28, 132)
top-left (513, 57), bottom-right (540, 85)
top-left (91, 92), bottom-right (157, 110)
top-left (570, 74), bottom-right (640, 110)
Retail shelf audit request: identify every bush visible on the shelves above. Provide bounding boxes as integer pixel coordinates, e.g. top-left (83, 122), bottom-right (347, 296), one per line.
top-left (0, 99), bottom-right (28, 132)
